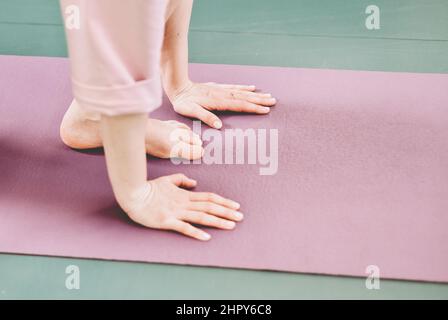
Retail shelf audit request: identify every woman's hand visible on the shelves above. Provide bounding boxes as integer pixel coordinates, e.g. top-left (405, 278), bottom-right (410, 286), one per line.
top-left (125, 173), bottom-right (243, 241)
top-left (167, 81), bottom-right (277, 129)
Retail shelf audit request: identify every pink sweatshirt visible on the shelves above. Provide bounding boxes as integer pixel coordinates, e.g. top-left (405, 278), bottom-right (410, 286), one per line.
top-left (60, 0), bottom-right (167, 116)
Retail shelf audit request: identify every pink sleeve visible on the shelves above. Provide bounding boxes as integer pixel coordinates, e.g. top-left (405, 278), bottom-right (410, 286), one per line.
top-left (60, 0), bottom-right (166, 116)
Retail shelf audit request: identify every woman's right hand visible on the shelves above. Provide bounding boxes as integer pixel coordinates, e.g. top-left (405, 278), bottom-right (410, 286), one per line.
top-left (124, 173), bottom-right (243, 241)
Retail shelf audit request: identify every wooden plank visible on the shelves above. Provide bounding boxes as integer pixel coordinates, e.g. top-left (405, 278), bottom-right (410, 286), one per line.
top-left (1, 254), bottom-right (447, 299)
top-left (1, 23), bottom-right (447, 73)
top-left (0, 0), bottom-right (447, 40)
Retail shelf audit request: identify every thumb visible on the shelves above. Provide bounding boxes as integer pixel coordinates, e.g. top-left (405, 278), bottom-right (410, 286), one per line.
top-left (168, 173), bottom-right (197, 188)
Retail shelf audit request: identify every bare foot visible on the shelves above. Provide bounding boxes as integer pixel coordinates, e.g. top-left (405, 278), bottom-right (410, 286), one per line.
top-left (60, 100), bottom-right (203, 159)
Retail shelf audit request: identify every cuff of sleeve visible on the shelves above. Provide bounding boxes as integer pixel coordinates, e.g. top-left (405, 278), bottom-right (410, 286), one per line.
top-left (72, 77), bottom-right (162, 116)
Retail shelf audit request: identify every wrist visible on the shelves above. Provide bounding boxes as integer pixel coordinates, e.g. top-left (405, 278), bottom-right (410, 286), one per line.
top-left (115, 181), bottom-right (154, 217)
top-left (162, 74), bottom-right (193, 101)
top-left (160, 49), bottom-right (190, 100)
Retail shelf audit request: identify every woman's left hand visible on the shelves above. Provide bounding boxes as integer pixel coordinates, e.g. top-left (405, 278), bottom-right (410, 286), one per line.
top-left (168, 81), bottom-right (276, 129)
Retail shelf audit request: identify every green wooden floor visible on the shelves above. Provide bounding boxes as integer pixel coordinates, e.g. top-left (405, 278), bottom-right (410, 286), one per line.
top-left (0, 0), bottom-right (447, 299)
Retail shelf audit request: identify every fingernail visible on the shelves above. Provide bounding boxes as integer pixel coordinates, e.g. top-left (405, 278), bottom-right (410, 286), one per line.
top-left (261, 107), bottom-right (270, 113)
top-left (270, 98), bottom-right (277, 103)
top-left (262, 93), bottom-right (272, 97)
top-left (235, 212), bottom-right (244, 220)
top-left (225, 221), bottom-right (236, 229)
top-left (213, 121), bottom-right (222, 129)
top-left (232, 201), bottom-right (241, 209)
top-left (200, 232), bottom-right (211, 241)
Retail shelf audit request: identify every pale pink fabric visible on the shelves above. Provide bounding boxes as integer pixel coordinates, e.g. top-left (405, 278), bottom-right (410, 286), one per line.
top-left (60, 0), bottom-right (166, 116)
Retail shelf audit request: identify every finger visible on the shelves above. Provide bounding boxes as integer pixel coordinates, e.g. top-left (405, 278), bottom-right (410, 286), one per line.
top-left (235, 90), bottom-right (272, 98)
top-left (189, 103), bottom-right (223, 129)
top-left (165, 219), bottom-right (211, 241)
top-left (201, 98), bottom-right (271, 114)
top-left (209, 83), bottom-right (256, 92)
top-left (231, 91), bottom-right (277, 107)
top-left (189, 192), bottom-right (241, 211)
top-left (168, 173), bottom-right (197, 188)
top-left (180, 211), bottom-right (236, 230)
top-left (188, 201), bottom-right (243, 222)
top-left (174, 141), bottom-right (204, 160)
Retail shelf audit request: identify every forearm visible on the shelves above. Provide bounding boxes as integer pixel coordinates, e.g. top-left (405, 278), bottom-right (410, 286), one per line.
top-left (100, 113), bottom-right (149, 213)
top-left (161, 0), bottom-right (193, 95)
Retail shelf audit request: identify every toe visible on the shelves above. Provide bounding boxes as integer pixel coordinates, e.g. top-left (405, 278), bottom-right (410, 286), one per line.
top-left (178, 129), bottom-right (203, 146)
top-left (177, 142), bottom-right (204, 160)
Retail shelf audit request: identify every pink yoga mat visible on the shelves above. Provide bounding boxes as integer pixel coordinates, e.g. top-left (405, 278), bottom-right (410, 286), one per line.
top-left (0, 55), bottom-right (447, 282)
